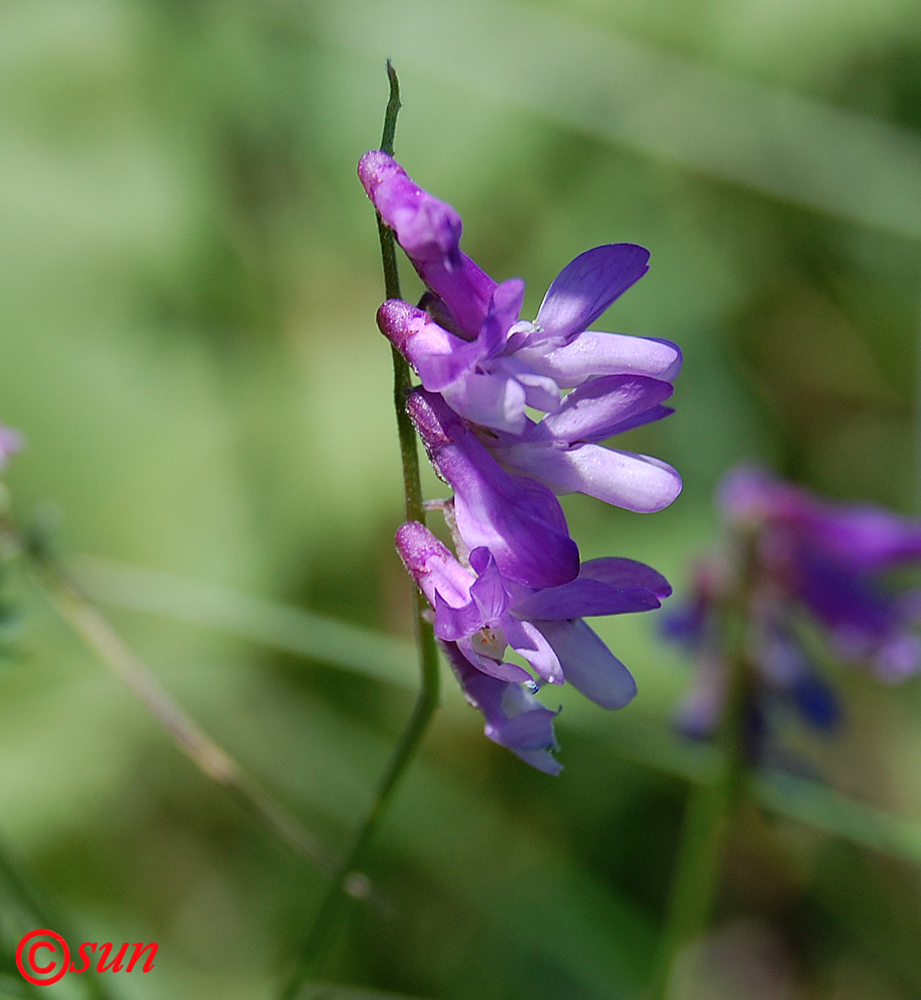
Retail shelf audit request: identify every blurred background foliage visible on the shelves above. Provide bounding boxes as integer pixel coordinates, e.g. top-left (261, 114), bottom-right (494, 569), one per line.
top-left (1, 0), bottom-right (921, 997)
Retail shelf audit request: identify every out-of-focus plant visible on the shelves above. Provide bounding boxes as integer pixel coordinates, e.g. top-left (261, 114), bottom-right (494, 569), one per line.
top-left (655, 464), bottom-right (921, 995)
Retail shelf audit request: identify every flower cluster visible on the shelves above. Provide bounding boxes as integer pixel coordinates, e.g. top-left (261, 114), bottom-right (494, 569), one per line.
top-left (359, 151), bottom-right (682, 771)
top-left (662, 466), bottom-right (921, 758)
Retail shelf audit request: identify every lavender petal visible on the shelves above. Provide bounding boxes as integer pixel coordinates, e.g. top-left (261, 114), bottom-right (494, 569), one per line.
top-left (535, 244), bottom-right (650, 341)
top-left (497, 441), bottom-right (682, 513)
top-left (536, 619), bottom-right (638, 709)
top-left (519, 331), bottom-right (682, 387)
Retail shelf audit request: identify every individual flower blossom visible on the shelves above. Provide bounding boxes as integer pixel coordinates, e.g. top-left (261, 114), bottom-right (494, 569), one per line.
top-left (396, 520), bottom-right (670, 710)
top-left (361, 152), bottom-right (683, 516)
top-left (381, 299), bottom-right (681, 511)
top-left (358, 150), bottom-right (496, 340)
top-left (405, 388), bottom-right (580, 589)
top-left (439, 639), bottom-right (562, 775)
top-left (482, 373), bottom-right (680, 514)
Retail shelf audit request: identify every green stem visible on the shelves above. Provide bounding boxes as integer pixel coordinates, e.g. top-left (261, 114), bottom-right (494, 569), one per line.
top-left (278, 62), bottom-right (441, 1000)
top-left (650, 538), bottom-right (756, 998)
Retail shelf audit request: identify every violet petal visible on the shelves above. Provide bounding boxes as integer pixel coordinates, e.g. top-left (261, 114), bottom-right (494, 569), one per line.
top-left (456, 636), bottom-right (533, 683)
top-left (512, 578), bottom-right (661, 620)
top-left (377, 300), bottom-right (481, 391)
top-left (519, 331), bottom-right (682, 387)
top-left (536, 619), bottom-right (638, 709)
top-left (441, 373), bottom-right (528, 436)
top-left (535, 244), bottom-right (650, 341)
top-left (503, 617), bottom-right (564, 685)
top-left (579, 557), bottom-right (673, 599)
top-left (535, 375), bottom-right (674, 444)
top-left (407, 390), bottom-right (580, 587)
top-left (497, 441), bottom-right (682, 513)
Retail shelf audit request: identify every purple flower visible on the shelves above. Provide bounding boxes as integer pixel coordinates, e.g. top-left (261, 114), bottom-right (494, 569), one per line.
top-left (483, 374), bottom-right (682, 513)
top-left (662, 465), bottom-right (921, 762)
top-left (364, 150), bottom-right (682, 442)
top-left (358, 151), bottom-right (496, 339)
top-left (361, 150), bottom-right (682, 771)
top-left (406, 388), bottom-right (580, 589)
top-left (439, 639), bottom-right (563, 775)
top-left (396, 520), bottom-right (670, 710)
top-left (382, 298), bottom-right (681, 511)
top-left (721, 466), bottom-right (921, 680)
top-left (363, 152), bottom-right (682, 514)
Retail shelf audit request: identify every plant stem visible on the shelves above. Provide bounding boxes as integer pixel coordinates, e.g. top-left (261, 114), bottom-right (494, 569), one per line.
top-left (650, 537), bottom-right (756, 998)
top-left (278, 62), bottom-right (441, 999)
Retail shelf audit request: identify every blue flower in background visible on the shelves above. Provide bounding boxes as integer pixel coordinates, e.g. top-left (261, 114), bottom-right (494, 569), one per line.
top-left (663, 466), bottom-right (921, 757)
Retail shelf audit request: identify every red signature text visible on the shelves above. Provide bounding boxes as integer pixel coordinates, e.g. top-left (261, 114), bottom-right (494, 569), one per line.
top-left (16, 929), bottom-right (157, 985)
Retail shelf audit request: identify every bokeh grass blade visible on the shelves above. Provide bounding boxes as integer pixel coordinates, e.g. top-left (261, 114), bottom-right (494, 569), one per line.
top-left (273, 695), bottom-right (657, 998)
top-left (751, 771), bottom-right (921, 868)
top-left (75, 556), bottom-right (417, 690)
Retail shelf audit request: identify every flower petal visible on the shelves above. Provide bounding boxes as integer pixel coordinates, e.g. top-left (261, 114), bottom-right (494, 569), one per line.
top-left (503, 618), bottom-right (564, 684)
top-left (456, 636), bottom-right (533, 683)
top-left (536, 619), bottom-right (638, 709)
top-left (468, 548), bottom-right (513, 622)
top-left (520, 331), bottom-right (682, 387)
top-left (441, 640), bottom-right (562, 774)
top-left (579, 557), bottom-right (672, 599)
top-left (358, 151), bottom-right (496, 338)
top-left (512, 578), bottom-right (661, 620)
top-left (806, 507), bottom-right (921, 573)
top-left (487, 355), bottom-right (562, 414)
top-left (441, 373), bottom-right (528, 435)
top-left (479, 279), bottom-right (526, 359)
top-left (535, 244), bottom-right (650, 340)
top-left (394, 521), bottom-right (474, 608)
top-left (535, 375), bottom-right (674, 444)
top-left (496, 441), bottom-right (682, 513)
top-left (358, 151), bottom-right (462, 266)
top-left (433, 591), bottom-right (488, 642)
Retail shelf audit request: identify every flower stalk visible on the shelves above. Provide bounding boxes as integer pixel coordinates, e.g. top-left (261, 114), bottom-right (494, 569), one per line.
top-left (650, 533), bottom-right (756, 998)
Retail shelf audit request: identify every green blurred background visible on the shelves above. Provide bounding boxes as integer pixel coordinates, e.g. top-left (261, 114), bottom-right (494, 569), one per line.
top-left (2, 0), bottom-right (921, 997)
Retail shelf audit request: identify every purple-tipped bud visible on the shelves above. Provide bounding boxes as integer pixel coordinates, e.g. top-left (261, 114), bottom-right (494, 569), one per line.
top-left (358, 151), bottom-right (463, 268)
top-left (358, 150), bottom-right (497, 338)
top-left (377, 300), bottom-right (481, 392)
